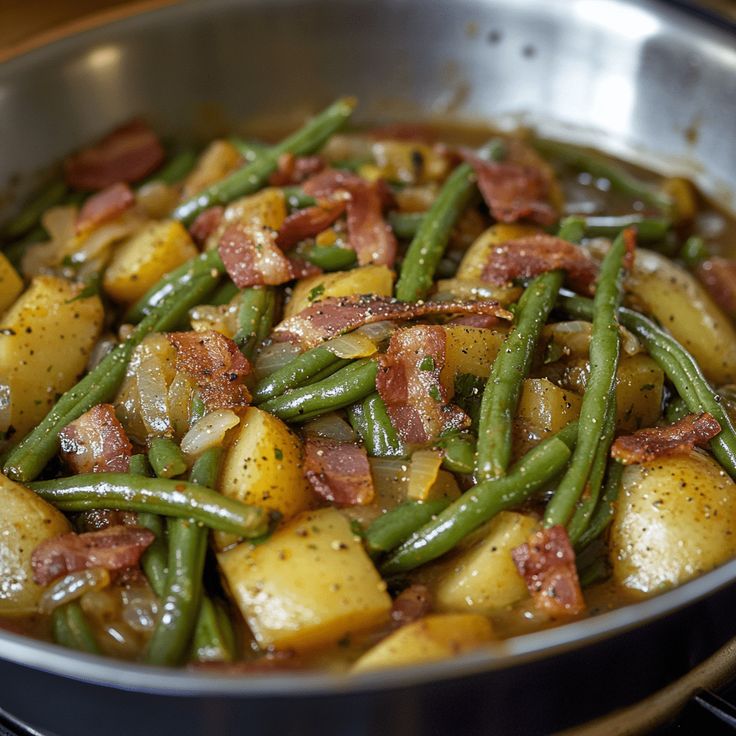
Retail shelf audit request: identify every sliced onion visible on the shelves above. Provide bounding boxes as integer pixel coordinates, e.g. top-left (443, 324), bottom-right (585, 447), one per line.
top-left (136, 354), bottom-right (172, 437)
top-left (21, 206), bottom-right (78, 277)
top-left (254, 341), bottom-right (301, 380)
top-left (189, 303), bottom-right (238, 338)
top-left (407, 449), bottom-right (444, 501)
top-left (435, 278), bottom-right (522, 305)
top-left (369, 457), bottom-right (411, 509)
top-left (324, 331), bottom-right (377, 359)
top-left (0, 384), bottom-right (11, 435)
top-left (355, 320), bottom-right (397, 344)
top-left (43, 205), bottom-right (78, 243)
top-left (620, 326), bottom-right (641, 356)
top-left (180, 409), bottom-right (240, 457)
top-left (39, 567), bottom-right (111, 614)
top-left (303, 413), bottom-right (356, 442)
top-left (64, 212), bottom-right (143, 266)
top-left (136, 181), bottom-right (180, 219)
top-left (167, 371), bottom-right (195, 440)
top-left (120, 581), bottom-right (159, 633)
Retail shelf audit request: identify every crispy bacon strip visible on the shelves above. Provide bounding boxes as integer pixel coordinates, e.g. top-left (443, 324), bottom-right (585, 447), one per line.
top-left (218, 223), bottom-right (294, 287)
top-left (31, 525), bottom-right (155, 586)
top-left (58, 404), bottom-right (132, 474)
top-left (189, 206), bottom-right (224, 246)
top-left (377, 325), bottom-right (469, 444)
top-left (697, 257), bottom-right (736, 319)
top-left (303, 436), bottom-right (374, 506)
top-left (64, 119), bottom-right (165, 191)
top-left (611, 412), bottom-right (721, 465)
top-left (512, 526), bottom-right (585, 616)
top-left (272, 295), bottom-right (512, 350)
top-left (167, 330), bottom-right (251, 410)
top-left (76, 183), bottom-right (135, 233)
top-left (480, 234), bottom-right (599, 294)
top-left (302, 169), bottom-right (397, 267)
top-left (391, 584), bottom-right (432, 628)
top-left (268, 153), bottom-right (325, 186)
top-left (275, 198), bottom-right (347, 250)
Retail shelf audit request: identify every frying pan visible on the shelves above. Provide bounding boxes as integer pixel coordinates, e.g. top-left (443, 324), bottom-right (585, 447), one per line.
top-left (1, 1), bottom-right (736, 733)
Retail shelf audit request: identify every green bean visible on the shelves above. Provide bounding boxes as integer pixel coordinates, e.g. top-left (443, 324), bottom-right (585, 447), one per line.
top-left (173, 98), bottom-right (356, 224)
top-left (234, 287), bottom-right (276, 360)
top-left (438, 432), bottom-right (475, 474)
top-left (124, 248), bottom-right (224, 323)
top-left (189, 446), bottom-right (223, 489)
top-left (382, 422), bottom-right (578, 574)
top-left (208, 280), bottom-right (239, 306)
top-left (3, 265), bottom-right (220, 483)
top-left (665, 396), bottom-right (689, 424)
top-left (253, 345), bottom-right (348, 403)
top-left (259, 358), bottom-right (378, 422)
top-left (534, 138), bottom-right (673, 213)
top-left (52, 601), bottom-right (100, 655)
top-left (350, 393), bottom-right (404, 457)
top-left (680, 235), bottom-right (709, 268)
top-left (395, 139), bottom-right (505, 302)
top-left (190, 391), bottom-right (207, 426)
top-left (365, 499), bottom-right (452, 556)
top-left (145, 517), bottom-right (207, 666)
top-left (576, 462), bottom-right (624, 550)
top-left (388, 211), bottom-right (424, 239)
top-left (577, 552), bottom-right (610, 588)
top-left (148, 437), bottom-right (188, 479)
top-left (282, 187), bottom-right (316, 211)
top-left (190, 596), bottom-right (236, 663)
top-left (556, 216), bottom-right (587, 244)
top-left (304, 243), bottom-right (357, 271)
top-left (129, 453), bottom-right (153, 477)
top-left (296, 357), bottom-right (353, 387)
top-left (29, 473), bottom-right (268, 537)
top-left (545, 231), bottom-right (628, 527)
top-left (566, 400), bottom-right (617, 543)
top-left (141, 149), bottom-right (197, 187)
top-left (561, 295), bottom-right (736, 477)
top-left (228, 137), bottom-right (268, 161)
top-left (2, 179), bottom-right (68, 241)
top-left (476, 270), bottom-right (564, 480)
top-left (582, 215), bottom-right (670, 243)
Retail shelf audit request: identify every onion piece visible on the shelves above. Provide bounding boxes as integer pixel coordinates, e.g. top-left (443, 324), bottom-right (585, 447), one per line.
top-left (167, 371), bottom-right (195, 440)
top-left (63, 211), bottom-right (143, 267)
top-left (407, 449), bottom-right (444, 501)
top-left (87, 334), bottom-right (119, 372)
top-left (189, 303), bottom-right (239, 338)
top-left (254, 342), bottom-right (301, 380)
top-left (38, 567), bottom-right (111, 614)
top-left (180, 409), bottom-right (240, 457)
top-left (136, 354), bottom-right (172, 437)
top-left (21, 205), bottom-right (78, 277)
top-left (136, 181), bottom-right (180, 219)
top-left (323, 331), bottom-right (377, 359)
top-left (303, 413), bottom-right (356, 442)
top-left (544, 321), bottom-right (641, 359)
top-left (354, 320), bottom-right (397, 344)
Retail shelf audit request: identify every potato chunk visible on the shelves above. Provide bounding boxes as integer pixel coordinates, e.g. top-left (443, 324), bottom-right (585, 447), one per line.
top-left (0, 253), bottom-right (23, 315)
top-left (103, 220), bottom-right (198, 303)
top-left (0, 276), bottom-right (103, 445)
top-left (432, 511), bottom-right (539, 615)
top-left (218, 508), bottom-right (391, 650)
top-left (456, 223), bottom-right (540, 281)
top-left (611, 451), bottom-right (736, 595)
top-left (515, 378), bottom-right (582, 443)
top-left (352, 614), bottom-right (493, 671)
top-left (284, 265), bottom-right (394, 319)
top-left (440, 325), bottom-right (508, 389)
top-left (0, 473), bottom-right (71, 615)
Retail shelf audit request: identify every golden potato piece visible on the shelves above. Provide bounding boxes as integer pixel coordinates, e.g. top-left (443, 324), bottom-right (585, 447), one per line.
top-left (456, 223), bottom-right (540, 282)
top-left (0, 253), bottom-right (23, 315)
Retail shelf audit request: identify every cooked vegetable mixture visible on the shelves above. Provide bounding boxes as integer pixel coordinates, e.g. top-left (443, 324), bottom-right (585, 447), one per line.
top-left (2, 98), bottom-right (736, 672)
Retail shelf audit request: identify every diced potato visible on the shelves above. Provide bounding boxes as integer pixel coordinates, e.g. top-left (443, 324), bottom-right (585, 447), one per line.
top-left (352, 614), bottom-right (493, 672)
top-left (0, 473), bottom-right (71, 615)
top-left (284, 265), bottom-right (395, 319)
top-left (103, 220), bottom-right (198, 303)
top-left (218, 406), bottom-right (314, 521)
top-left (371, 141), bottom-right (448, 184)
top-left (432, 512), bottom-right (539, 615)
top-left (610, 451), bottom-right (736, 595)
top-left (440, 325), bottom-right (508, 390)
top-left (626, 248), bottom-right (736, 385)
top-left (0, 276), bottom-right (103, 445)
top-left (181, 139), bottom-right (242, 199)
top-left (0, 253), bottom-right (23, 315)
top-left (456, 223), bottom-right (541, 282)
top-left (218, 508), bottom-right (392, 651)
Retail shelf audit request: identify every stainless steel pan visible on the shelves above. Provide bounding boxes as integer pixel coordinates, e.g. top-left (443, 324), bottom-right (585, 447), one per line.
top-left (1, 1), bottom-right (736, 733)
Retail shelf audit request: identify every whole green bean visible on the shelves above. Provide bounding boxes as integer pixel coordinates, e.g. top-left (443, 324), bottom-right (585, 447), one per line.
top-left (52, 601), bottom-right (100, 655)
top-left (141, 149), bottom-right (197, 187)
top-left (259, 358), bottom-right (378, 422)
top-left (3, 270), bottom-right (219, 482)
top-left (191, 596), bottom-right (236, 663)
top-left (350, 393), bottom-right (404, 457)
top-left (3, 179), bottom-right (68, 241)
top-left (582, 215), bottom-right (670, 243)
top-left (438, 432), bottom-right (475, 474)
top-left (235, 287), bottom-right (276, 360)
top-left (304, 243), bottom-right (357, 271)
top-left (576, 461), bottom-right (624, 550)
top-left (29, 473), bottom-right (268, 537)
top-left (173, 98), bottom-right (356, 224)
top-left (228, 137), bottom-right (268, 161)
top-left (545, 230), bottom-right (629, 527)
top-left (189, 446), bottom-right (223, 489)
top-left (149, 437), bottom-right (188, 479)
top-left (382, 422), bottom-right (579, 574)
top-left (365, 499), bottom-right (452, 556)
top-left (395, 139), bottom-right (505, 302)
top-left (208, 280), bottom-right (239, 306)
top-left (476, 270), bottom-right (564, 480)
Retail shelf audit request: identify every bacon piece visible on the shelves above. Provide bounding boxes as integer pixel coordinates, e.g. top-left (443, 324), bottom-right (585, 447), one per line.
top-left (449, 313), bottom-right (501, 329)
top-left (465, 151), bottom-right (557, 226)
top-left (31, 526), bottom-right (155, 586)
top-left (76, 183), bottom-right (135, 233)
top-left (189, 206), bottom-right (224, 246)
top-left (391, 584), bottom-right (432, 628)
top-left (268, 153), bottom-right (325, 186)
top-left (302, 169), bottom-right (397, 266)
top-left (623, 226), bottom-right (637, 273)
top-left (611, 412), bottom-right (721, 465)
top-left (480, 234), bottom-right (598, 294)
top-left (303, 436), bottom-right (374, 506)
top-left (64, 119), bottom-right (165, 191)
top-left (512, 525), bottom-right (585, 616)
top-left (286, 255), bottom-right (321, 280)
top-left (697, 257), bottom-right (736, 319)
top-left (76, 509), bottom-right (138, 532)
top-left (167, 330), bottom-right (251, 410)
top-left (275, 198), bottom-right (348, 250)
top-left (377, 325), bottom-right (469, 444)
top-left (58, 404), bottom-right (132, 474)
top-left (273, 295), bottom-right (512, 350)
top-left (218, 223), bottom-right (294, 287)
